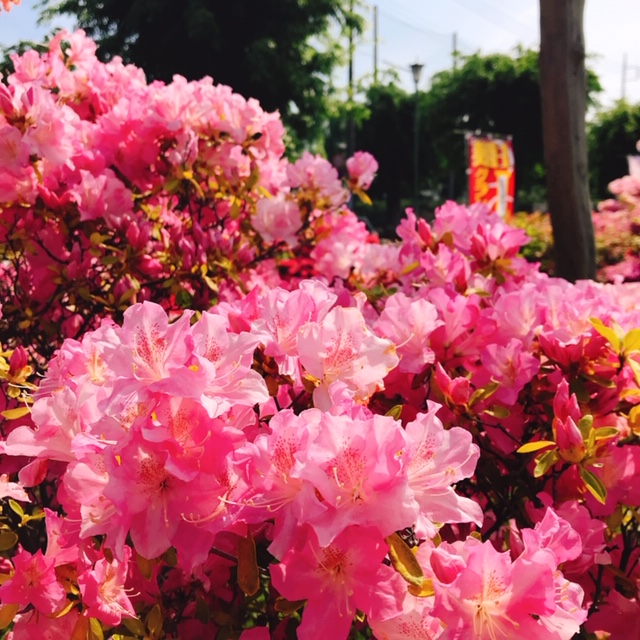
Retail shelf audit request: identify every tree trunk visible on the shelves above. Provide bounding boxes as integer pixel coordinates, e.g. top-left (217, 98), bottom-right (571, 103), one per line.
top-left (539, 0), bottom-right (596, 281)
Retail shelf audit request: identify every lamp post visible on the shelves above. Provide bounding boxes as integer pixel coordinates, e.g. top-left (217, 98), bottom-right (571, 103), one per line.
top-left (410, 62), bottom-right (424, 213)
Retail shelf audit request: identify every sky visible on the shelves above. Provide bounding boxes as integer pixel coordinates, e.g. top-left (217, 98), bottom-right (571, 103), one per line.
top-left (346, 0), bottom-right (640, 108)
top-left (1, 0), bottom-right (639, 109)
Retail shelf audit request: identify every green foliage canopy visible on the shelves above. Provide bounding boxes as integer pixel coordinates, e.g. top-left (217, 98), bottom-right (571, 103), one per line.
top-left (588, 100), bottom-right (640, 200)
top-left (38, 0), bottom-right (363, 149)
top-left (420, 49), bottom-right (601, 210)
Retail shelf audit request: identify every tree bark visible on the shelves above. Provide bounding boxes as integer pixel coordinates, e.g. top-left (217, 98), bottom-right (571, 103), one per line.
top-left (539, 0), bottom-right (596, 281)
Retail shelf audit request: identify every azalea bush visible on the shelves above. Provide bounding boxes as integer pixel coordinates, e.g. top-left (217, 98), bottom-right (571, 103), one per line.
top-left (1, 30), bottom-right (640, 640)
top-left (512, 172), bottom-right (640, 282)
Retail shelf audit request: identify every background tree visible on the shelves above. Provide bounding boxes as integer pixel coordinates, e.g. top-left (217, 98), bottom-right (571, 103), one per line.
top-left (419, 49), bottom-right (601, 212)
top-left (539, 0), bottom-right (595, 281)
top-left (588, 100), bottom-right (640, 199)
top-left (423, 50), bottom-right (544, 210)
top-left (330, 82), bottom-right (416, 233)
top-left (38, 0), bottom-right (363, 150)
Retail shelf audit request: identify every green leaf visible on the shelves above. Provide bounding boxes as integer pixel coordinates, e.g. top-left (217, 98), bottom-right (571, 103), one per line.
top-left (408, 578), bottom-right (435, 597)
top-left (581, 372), bottom-right (617, 388)
top-left (175, 288), bottom-right (193, 309)
top-left (237, 532), bottom-right (260, 597)
top-left (533, 449), bottom-right (559, 477)
top-left (7, 499), bottom-right (24, 518)
top-left (517, 440), bottom-right (556, 454)
top-left (0, 604), bottom-right (19, 630)
top-left (579, 466), bottom-right (607, 504)
top-left (385, 532), bottom-right (424, 587)
top-left (0, 530), bottom-right (18, 551)
top-left (629, 405), bottom-right (640, 436)
top-left (590, 317), bottom-right (621, 352)
top-left (400, 261), bottom-right (419, 275)
top-left (385, 404), bottom-right (403, 420)
top-left (274, 597), bottom-right (306, 615)
top-left (146, 604), bottom-right (163, 639)
top-left (1, 406), bottom-right (31, 420)
top-left (622, 328), bottom-right (640, 354)
top-left (122, 617), bottom-right (147, 636)
top-left (628, 357), bottom-right (640, 387)
top-left (469, 381), bottom-right (499, 407)
top-left (483, 405), bottom-right (510, 418)
top-left (577, 414), bottom-right (594, 439)
top-left (89, 618), bottom-right (105, 640)
top-left (118, 288), bottom-right (139, 306)
top-left (593, 427), bottom-right (620, 441)
top-left (195, 595), bottom-right (210, 624)
top-left (355, 188), bottom-right (372, 205)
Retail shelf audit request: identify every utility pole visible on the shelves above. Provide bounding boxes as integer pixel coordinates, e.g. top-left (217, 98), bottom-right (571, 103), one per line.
top-left (373, 5), bottom-right (379, 84)
top-left (411, 63), bottom-right (424, 213)
top-left (621, 54), bottom-right (640, 101)
top-left (347, 0), bottom-right (355, 157)
top-left (452, 32), bottom-right (458, 70)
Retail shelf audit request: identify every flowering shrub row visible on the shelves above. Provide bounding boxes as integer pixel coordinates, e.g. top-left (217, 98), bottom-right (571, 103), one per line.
top-left (0, 29), bottom-right (379, 366)
top-left (512, 172), bottom-right (640, 282)
top-left (595, 173), bottom-right (640, 281)
top-left (1, 30), bottom-right (640, 640)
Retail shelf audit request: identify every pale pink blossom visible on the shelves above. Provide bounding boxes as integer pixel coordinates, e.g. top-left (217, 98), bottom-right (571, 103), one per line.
top-left (78, 547), bottom-right (135, 625)
top-left (403, 403), bottom-right (483, 539)
top-left (270, 526), bottom-right (405, 640)
top-left (298, 305), bottom-right (399, 410)
top-left (0, 474), bottom-right (29, 501)
top-left (0, 547), bottom-right (66, 614)
top-left (253, 194), bottom-right (301, 245)
top-left (346, 150), bottom-right (378, 191)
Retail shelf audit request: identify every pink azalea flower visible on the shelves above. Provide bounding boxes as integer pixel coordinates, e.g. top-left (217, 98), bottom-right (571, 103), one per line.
top-left (8, 608), bottom-right (82, 640)
top-left (0, 473), bottom-right (30, 501)
top-left (251, 281), bottom-right (337, 380)
top-left (403, 403), bottom-right (483, 539)
top-left (0, 547), bottom-right (66, 614)
top-left (253, 194), bottom-right (301, 245)
top-left (475, 338), bottom-right (540, 405)
top-left (234, 408), bottom-right (323, 558)
top-left (369, 592), bottom-right (444, 640)
top-left (191, 310), bottom-right (269, 417)
top-left (109, 301), bottom-right (201, 397)
top-left (346, 150), bottom-right (378, 191)
top-left (552, 380), bottom-right (587, 464)
top-left (294, 411), bottom-right (416, 546)
top-left (375, 292), bottom-right (442, 374)
top-left (310, 210), bottom-right (371, 279)
top-left (287, 151), bottom-right (348, 207)
top-left (298, 305), bottom-right (399, 410)
top-left (426, 537), bottom-right (557, 639)
top-left (71, 168), bottom-right (134, 227)
top-left (521, 507), bottom-right (582, 565)
top-left (78, 547), bottom-right (136, 626)
top-left (585, 590), bottom-right (640, 639)
top-left (270, 525), bottom-right (405, 640)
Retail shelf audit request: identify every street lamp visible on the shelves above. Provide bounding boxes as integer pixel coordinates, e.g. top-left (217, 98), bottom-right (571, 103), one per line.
top-left (410, 62), bottom-right (424, 213)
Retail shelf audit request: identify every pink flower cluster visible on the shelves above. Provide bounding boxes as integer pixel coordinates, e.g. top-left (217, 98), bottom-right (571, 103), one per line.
top-left (595, 173), bottom-right (640, 282)
top-left (0, 29), bottom-right (376, 363)
top-left (2, 198), bottom-right (640, 638)
top-left (1, 30), bottom-right (640, 640)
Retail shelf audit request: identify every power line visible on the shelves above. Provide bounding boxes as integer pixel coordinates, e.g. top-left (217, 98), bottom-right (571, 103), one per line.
top-left (447, 0), bottom-right (530, 42)
top-left (377, 8), bottom-right (451, 41)
top-left (462, 0), bottom-right (537, 37)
